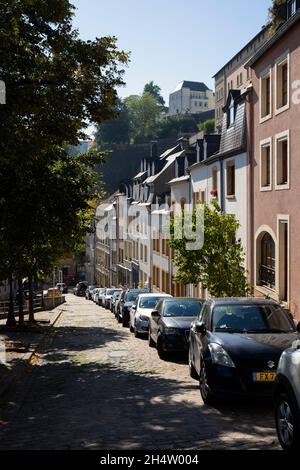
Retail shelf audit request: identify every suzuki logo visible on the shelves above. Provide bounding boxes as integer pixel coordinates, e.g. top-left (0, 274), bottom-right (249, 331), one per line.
top-left (267, 360), bottom-right (275, 369)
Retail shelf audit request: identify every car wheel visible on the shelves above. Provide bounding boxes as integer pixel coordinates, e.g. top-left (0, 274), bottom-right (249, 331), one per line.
top-left (188, 348), bottom-right (199, 381)
top-left (199, 360), bottom-right (216, 406)
top-left (134, 327), bottom-right (140, 338)
top-left (275, 392), bottom-right (300, 450)
top-left (122, 315), bottom-right (129, 328)
top-left (148, 330), bottom-right (155, 348)
top-left (157, 335), bottom-right (167, 360)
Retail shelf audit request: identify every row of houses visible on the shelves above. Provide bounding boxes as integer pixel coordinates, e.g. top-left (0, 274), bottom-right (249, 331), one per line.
top-left (90, 3), bottom-right (300, 321)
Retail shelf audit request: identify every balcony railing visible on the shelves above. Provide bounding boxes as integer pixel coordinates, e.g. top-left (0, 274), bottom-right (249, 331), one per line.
top-left (259, 264), bottom-right (275, 290)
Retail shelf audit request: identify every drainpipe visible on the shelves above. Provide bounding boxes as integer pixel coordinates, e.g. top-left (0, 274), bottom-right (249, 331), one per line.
top-left (220, 159), bottom-right (225, 212)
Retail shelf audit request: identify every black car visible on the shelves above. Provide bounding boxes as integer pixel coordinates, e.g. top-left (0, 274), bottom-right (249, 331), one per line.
top-left (148, 298), bottom-right (204, 359)
top-left (189, 298), bottom-right (299, 405)
top-left (117, 288), bottom-right (150, 327)
top-left (74, 281), bottom-right (88, 297)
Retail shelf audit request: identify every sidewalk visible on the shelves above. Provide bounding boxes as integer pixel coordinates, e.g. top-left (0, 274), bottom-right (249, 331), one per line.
top-left (0, 305), bottom-right (65, 402)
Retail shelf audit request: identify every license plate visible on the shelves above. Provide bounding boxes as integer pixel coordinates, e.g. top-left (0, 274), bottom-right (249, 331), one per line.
top-left (253, 372), bottom-right (276, 382)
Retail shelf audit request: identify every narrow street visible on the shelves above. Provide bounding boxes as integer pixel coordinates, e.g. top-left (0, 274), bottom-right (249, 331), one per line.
top-left (0, 295), bottom-right (278, 450)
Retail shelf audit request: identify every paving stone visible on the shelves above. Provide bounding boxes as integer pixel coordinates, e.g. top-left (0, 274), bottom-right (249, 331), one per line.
top-left (0, 294), bottom-right (279, 450)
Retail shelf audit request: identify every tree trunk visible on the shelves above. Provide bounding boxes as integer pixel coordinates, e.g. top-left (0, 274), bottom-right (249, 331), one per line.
top-left (17, 277), bottom-right (24, 326)
top-left (6, 275), bottom-right (16, 327)
top-left (28, 274), bottom-right (35, 323)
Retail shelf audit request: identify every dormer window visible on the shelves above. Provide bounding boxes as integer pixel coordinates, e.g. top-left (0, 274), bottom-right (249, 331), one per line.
top-left (228, 97), bottom-right (235, 127)
top-left (288, 0), bottom-right (297, 18)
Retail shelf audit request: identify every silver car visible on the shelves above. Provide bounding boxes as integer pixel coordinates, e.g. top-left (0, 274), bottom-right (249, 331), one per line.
top-left (129, 293), bottom-right (172, 337)
top-left (274, 331), bottom-right (300, 450)
top-left (103, 288), bottom-right (122, 309)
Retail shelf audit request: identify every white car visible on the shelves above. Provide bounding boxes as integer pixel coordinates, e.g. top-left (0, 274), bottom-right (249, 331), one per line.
top-left (103, 288), bottom-right (122, 309)
top-left (129, 293), bottom-right (173, 337)
top-left (97, 288), bottom-right (107, 306)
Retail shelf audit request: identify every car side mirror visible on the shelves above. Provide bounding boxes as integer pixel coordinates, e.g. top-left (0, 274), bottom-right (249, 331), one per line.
top-left (132, 305), bottom-right (137, 311)
top-left (297, 322), bottom-right (300, 334)
top-left (151, 310), bottom-right (160, 318)
top-left (195, 321), bottom-right (206, 335)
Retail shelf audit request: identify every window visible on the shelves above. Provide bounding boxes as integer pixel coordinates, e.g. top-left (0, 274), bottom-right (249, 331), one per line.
top-left (240, 72), bottom-right (243, 85)
top-left (260, 68), bottom-right (271, 120)
top-left (212, 167), bottom-right (218, 191)
top-left (259, 233), bottom-right (275, 290)
top-left (260, 139), bottom-right (272, 190)
top-left (228, 97), bottom-right (235, 127)
top-left (276, 132), bottom-right (289, 189)
top-left (226, 161), bottom-right (235, 197)
top-left (276, 54), bottom-right (289, 112)
top-left (288, 0), bottom-right (297, 18)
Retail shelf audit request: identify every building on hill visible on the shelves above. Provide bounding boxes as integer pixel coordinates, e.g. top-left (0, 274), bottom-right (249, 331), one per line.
top-left (168, 81), bottom-right (215, 116)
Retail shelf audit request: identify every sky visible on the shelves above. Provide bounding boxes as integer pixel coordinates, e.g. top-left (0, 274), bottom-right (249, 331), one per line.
top-left (72, 0), bottom-right (271, 104)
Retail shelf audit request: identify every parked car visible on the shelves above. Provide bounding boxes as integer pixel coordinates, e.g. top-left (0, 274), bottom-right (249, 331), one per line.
top-left (97, 288), bottom-right (107, 306)
top-left (93, 288), bottom-right (103, 303)
top-left (129, 293), bottom-right (173, 337)
top-left (148, 298), bottom-right (203, 359)
top-left (85, 285), bottom-right (97, 300)
top-left (274, 336), bottom-right (300, 450)
top-left (110, 290), bottom-right (122, 312)
top-left (118, 289), bottom-right (150, 327)
top-left (56, 283), bottom-right (68, 294)
top-left (188, 298), bottom-right (299, 405)
top-left (47, 287), bottom-right (62, 298)
top-left (74, 282), bottom-right (88, 297)
top-left (103, 288), bottom-right (122, 309)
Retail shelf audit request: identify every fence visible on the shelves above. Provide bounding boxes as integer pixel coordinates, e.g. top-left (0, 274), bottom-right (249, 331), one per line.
top-left (0, 296), bottom-right (64, 320)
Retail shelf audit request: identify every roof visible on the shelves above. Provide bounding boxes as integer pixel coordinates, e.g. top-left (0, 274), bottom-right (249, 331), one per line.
top-left (133, 171), bottom-right (147, 180)
top-left (159, 144), bottom-right (181, 160)
top-left (171, 81), bottom-right (210, 93)
top-left (247, 10), bottom-right (300, 67)
top-left (212, 26), bottom-right (268, 78)
top-left (137, 293), bottom-right (173, 298)
top-left (144, 152), bottom-right (182, 185)
top-left (168, 175), bottom-right (190, 185)
top-left (206, 297), bottom-right (280, 306)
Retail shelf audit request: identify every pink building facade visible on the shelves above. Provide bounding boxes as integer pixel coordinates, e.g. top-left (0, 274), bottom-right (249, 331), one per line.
top-left (247, 11), bottom-right (300, 319)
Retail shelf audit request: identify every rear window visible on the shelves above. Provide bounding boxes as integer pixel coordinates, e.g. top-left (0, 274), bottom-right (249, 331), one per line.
top-left (163, 300), bottom-right (203, 317)
top-left (139, 297), bottom-right (166, 309)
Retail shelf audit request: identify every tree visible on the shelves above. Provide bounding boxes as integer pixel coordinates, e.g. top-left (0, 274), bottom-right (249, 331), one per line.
top-left (95, 99), bottom-right (131, 144)
top-left (198, 119), bottom-right (215, 135)
top-left (268, 0), bottom-right (286, 34)
top-left (143, 81), bottom-right (165, 107)
top-left (124, 93), bottom-right (161, 143)
top-left (0, 0), bottom-right (129, 325)
top-left (157, 115), bottom-right (199, 139)
top-left (169, 199), bottom-right (249, 297)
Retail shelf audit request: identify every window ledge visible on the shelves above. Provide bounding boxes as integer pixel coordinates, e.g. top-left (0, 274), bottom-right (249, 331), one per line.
top-left (255, 285), bottom-right (279, 301)
top-left (260, 114), bottom-right (272, 124)
top-left (275, 104), bottom-right (290, 116)
top-left (275, 184), bottom-right (290, 191)
top-left (226, 195), bottom-right (236, 200)
top-left (260, 186), bottom-right (272, 192)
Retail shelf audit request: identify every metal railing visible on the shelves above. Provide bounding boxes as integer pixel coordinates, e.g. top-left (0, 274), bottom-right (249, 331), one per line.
top-left (259, 264), bottom-right (276, 290)
top-left (0, 298), bottom-right (44, 319)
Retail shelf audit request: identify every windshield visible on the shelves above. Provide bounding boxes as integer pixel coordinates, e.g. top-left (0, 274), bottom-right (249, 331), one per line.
top-left (125, 292), bottom-right (138, 302)
top-left (163, 300), bottom-right (203, 318)
top-left (139, 297), bottom-right (167, 309)
top-left (212, 304), bottom-right (295, 333)
top-left (113, 292), bottom-right (121, 299)
top-left (98, 289), bottom-right (106, 294)
top-left (107, 289), bottom-right (119, 295)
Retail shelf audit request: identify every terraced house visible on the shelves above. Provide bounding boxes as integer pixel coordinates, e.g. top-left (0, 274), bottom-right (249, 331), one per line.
top-left (246, 4), bottom-right (300, 318)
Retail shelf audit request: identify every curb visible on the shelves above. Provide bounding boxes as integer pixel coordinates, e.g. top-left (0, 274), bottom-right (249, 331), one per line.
top-left (0, 307), bottom-right (65, 402)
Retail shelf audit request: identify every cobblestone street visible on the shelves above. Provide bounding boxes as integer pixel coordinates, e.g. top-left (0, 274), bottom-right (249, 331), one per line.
top-left (0, 295), bottom-right (279, 450)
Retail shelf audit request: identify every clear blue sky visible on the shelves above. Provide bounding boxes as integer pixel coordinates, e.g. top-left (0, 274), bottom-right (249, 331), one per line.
top-left (72, 0), bottom-right (271, 103)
